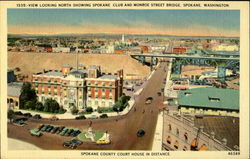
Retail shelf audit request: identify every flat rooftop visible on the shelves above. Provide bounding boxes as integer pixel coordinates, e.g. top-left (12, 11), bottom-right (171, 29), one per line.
top-left (193, 116), bottom-right (239, 150)
top-left (178, 87), bottom-right (239, 111)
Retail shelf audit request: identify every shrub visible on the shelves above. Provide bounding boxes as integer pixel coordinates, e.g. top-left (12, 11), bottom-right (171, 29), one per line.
top-left (86, 107), bottom-right (93, 113)
top-left (100, 114), bottom-right (108, 118)
top-left (71, 106), bottom-right (79, 115)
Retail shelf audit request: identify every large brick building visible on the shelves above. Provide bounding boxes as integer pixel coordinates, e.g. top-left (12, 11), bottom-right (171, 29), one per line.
top-left (31, 65), bottom-right (123, 110)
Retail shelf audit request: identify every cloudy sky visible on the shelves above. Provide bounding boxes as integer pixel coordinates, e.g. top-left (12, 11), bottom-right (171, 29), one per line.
top-left (8, 9), bottom-right (240, 37)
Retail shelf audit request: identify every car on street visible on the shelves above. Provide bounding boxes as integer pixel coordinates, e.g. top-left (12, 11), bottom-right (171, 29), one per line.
top-left (33, 114), bottom-right (42, 119)
top-left (88, 115), bottom-right (98, 119)
top-left (137, 129), bottom-right (145, 137)
top-left (145, 97), bottom-right (153, 104)
top-left (96, 138), bottom-right (111, 145)
top-left (50, 115), bottom-right (59, 121)
top-left (75, 115), bottom-right (86, 120)
top-left (14, 111), bottom-right (23, 115)
top-left (23, 113), bottom-right (32, 118)
top-left (30, 128), bottom-right (42, 137)
top-left (63, 139), bottom-right (83, 149)
top-left (13, 119), bottom-right (25, 126)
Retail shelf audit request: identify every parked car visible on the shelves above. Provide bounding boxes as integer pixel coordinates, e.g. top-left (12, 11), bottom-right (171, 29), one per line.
top-left (88, 115), bottom-right (98, 119)
top-left (70, 129), bottom-right (81, 137)
top-left (75, 115), bottom-right (86, 120)
top-left (14, 111), bottom-right (23, 115)
top-left (96, 138), bottom-right (111, 145)
top-left (63, 139), bottom-right (83, 149)
top-left (137, 129), bottom-right (145, 137)
top-left (33, 114), bottom-right (42, 119)
top-left (13, 120), bottom-right (25, 126)
top-left (37, 124), bottom-right (44, 131)
top-left (57, 126), bottom-right (65, 134)
top-left (50, 115), bottom-right (59, 121)
top-left (30, 128), bottom-right (42, 137)
top-left (23, 113), bottom-right (32, 118)
top-left (51, 126), bottom-right (59, 133)
top-left (145, 97), bottom-right (153, 104)
top-left (41, 125), bottom-right (49, 132)
top-left (60, 128), bottom-right (68, 136)
top-left (65, 129), bottom-right (74, 136)
top-left (46, 125), bottom-right (54, 132)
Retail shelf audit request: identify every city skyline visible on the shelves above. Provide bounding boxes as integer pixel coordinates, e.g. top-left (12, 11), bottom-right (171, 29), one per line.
top-left (8, 9), bottom-right (240, 37)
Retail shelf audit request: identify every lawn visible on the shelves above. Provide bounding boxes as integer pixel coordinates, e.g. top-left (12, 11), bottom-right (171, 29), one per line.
top-left (78, 130), bottom-right (104, 142)
top-left (170, 73), bottom-right (180, 79)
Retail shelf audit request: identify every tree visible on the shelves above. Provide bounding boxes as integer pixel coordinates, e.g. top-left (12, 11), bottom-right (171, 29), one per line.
top-left (24, 100), bottom-right (36, 110)
top-left (19, 82), bottom-right (37, 109)
top-left (35, 102), bottom-right (44, 111)
top-left (100, 114), bottom-right (108, 118)
top-left (43, 98), bottom-right (60, 113)
top-left (71, 106), bottom-right (79, 115)
top-left (86, 107), bottom-right (93, 113)
top-left (7, 109), bottom-right (15, 122)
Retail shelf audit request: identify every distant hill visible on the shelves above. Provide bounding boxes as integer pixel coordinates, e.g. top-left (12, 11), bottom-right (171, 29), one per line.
top-left (8, 52), bottom-right (150, 79)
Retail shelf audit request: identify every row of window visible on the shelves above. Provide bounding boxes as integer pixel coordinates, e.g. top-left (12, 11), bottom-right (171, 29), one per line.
top-left (166, 136), bottom-right (187, 150)
top-left (88, 100), bottom-right (113, 107)
top-left (168, 124), bottom-right (188, 141)
top-left (34, 79), bottom-right (58, 83)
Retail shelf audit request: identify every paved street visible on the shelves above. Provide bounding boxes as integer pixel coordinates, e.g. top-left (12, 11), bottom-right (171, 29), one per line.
top-left (8, 62), bottom-right (169, 150)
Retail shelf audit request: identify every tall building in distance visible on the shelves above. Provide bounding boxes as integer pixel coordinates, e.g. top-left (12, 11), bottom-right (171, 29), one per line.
top-left (122, 34), bottom-right (125, 44)
top-left (31, 65), bottom-right (123, 110)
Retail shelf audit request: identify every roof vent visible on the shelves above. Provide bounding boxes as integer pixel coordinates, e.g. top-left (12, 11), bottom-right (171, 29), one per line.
top-left (208, 96), bottom-right (220, 102)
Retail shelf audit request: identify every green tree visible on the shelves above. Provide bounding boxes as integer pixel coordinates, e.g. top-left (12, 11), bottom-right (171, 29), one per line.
top-left (43, 98), bottom-right (60, 113)
top-left (24, 100), bottom-right (36, 110)
top-left (19, 82), bottom-right (37, 109)
top-left (7, 109), bottom-right (15, 122)
top-left (35, 102), bottom-right (44, 111)
top-left (71, 106), bottom-right (79, 115)
top-left (86, 107), bottom-right (93, 113)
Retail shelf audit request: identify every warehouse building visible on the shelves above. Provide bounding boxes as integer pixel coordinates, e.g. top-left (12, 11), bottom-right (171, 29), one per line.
top-left (177, 87), bottom-right (239, 117)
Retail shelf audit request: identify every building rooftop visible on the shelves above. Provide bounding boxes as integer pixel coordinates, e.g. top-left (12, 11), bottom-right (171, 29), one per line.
top-left (39, 71), bottom-right (63, 77)
top-left (70, 68), bottom-right (87, 74)
top-left (178, 87), bottom-right (239, 111)
top-left (193, 116), bottom-right (239, 150)
top-left (8, 82), bottom-right (23, 97)
top-left (98, 74), bottom-right (117, 80)
top-left (62, 64), bottom-right (71, 68)
top-left (88, 65), bottom-right (100, 70)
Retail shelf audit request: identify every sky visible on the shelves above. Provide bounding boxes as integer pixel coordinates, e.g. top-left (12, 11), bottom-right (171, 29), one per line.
top-left (8, 9), bottom-right (240, 37)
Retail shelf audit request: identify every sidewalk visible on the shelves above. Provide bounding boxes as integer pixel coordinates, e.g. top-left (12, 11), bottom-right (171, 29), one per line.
top-left (151, 111), bottom-right (163, 150)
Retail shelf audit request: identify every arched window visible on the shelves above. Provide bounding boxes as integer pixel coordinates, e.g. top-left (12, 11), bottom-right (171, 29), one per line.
top-left (174, 140), bottom-right (179, 149)
top-left (190, 138), bottom-right (198, 151)
top-left (184, 132), bottom-right (188, 141)
top-left (183, 146), bottom-right (188, 151)
top-left (166, 136), bottom-right (171, 144)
